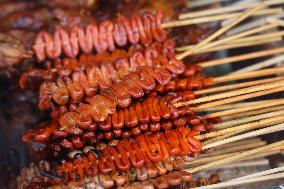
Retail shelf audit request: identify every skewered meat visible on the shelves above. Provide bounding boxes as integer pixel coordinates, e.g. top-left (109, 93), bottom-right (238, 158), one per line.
top-left (0, 1), bottom-right (225, 188)
top-left (20, 38), bottom-right (185, 109)
top-left (41, 63), bottom-right (181, 121)
top-left (17, 167), bottom-right (219, 189)
top-left (59, 94), bottom-right (193, 132)
top-left (33, 11), bottom-right (167, 61)
top-left (22, 115), bottom-right (218, 151)
top-left (47, 127), bottom-right (202, 183)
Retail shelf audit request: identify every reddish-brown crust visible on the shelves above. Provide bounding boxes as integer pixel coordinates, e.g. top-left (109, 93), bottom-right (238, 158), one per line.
top-left (33, 11), bottom-right (167, 61)
top-left (58, 94), bottom-right (195, 133)
top-left (55, 127), bottom-right (202, 183)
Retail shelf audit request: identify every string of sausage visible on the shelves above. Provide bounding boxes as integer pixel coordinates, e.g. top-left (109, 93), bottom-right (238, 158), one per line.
top-left (23, 115), bottom-right (219, 152)
top-left (119, 172), bottom-right (220, 189)
top-left (58, 93), bottom-right (193, 132)
top-left (22, 39), bottom-right (187, 110)
top-left (21, 39), bottom-right (176, 89)
top-left (48, 171), bottom-right (195, 189)
top-left (18, 168), bottom-right (219, 189)
top-left (46, 127), bottom-right (203, 184)
top-left (48, 75), bottom-right (212, 120)
top-left (33, 11), bottom-right (167, 61)
top-left (48, 56), bottom-right (185, 124)
top-left (65, 117), bottom-right (218, 153)
top-left (22, 92), bottom-right (221, 148)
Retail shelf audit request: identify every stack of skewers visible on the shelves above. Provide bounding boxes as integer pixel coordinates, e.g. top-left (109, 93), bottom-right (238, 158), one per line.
top-left (0, 0), bottom-right (284, 188)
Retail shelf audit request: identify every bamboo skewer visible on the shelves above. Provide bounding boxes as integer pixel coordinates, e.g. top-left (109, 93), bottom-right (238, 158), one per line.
top-left (215, 109), bottom-right (284, 129)
top-left (191, 166), bottom-right (284, 189)
top-left (226, 30), bottom-right (284, 44)
top-left (226, 11), bottom-right (284, 35)
top-left (230, 149), bottom-right (283, 163)
top-left (196, 86), bottom-right (284, 111)
top-left (202, 123), bottom-right (284, 150)
top-left (186, 0), bottom-right (233, 9)
top-left (197, 47), bottom-right (284, 68)
top-left (213, 67), bottom-right (284, 83)
top-left (176, 22), bottom-right (278, 52)
top-left (174, 80), bottom-right (284, 107)
top-left (268, 17), bottom-right (284, 26)
top-left (186, 144), bottom-right (282, 167)
top-left (206, 99), bottom-right (284, 118)
top-left (205, 141), bottom-right (267, 156)
top-left (181, 0), bottom-right (284, 19)
top-left (202, 132), bottom-right (238, 145)
top-left (195, 77), bottom-right (284, 95)
top-left (176, 0), bottom-right (270, 60)
top-left (213, 159), bottom-right (270, 169)
top-left (222, 105), bottom-right (284, 121)
top-left (163, 8), bottom-right (282, 28)
top-left (186, 36), bottom-right (282, 54)
top-left (215, 138), bottom-right (262, 149)
top-left (230, 166), bottom-right (284, 181)
top-left (204, 99), bottom-right (282, 111)
top-left (196, 115), bottom-right (284, 140)
top-left (205, 114), bottom-right (282, 143)
top-left (185, 140), bottom-right (284, 173)
top-left (191, 173), bottom-right (284, 189)
top-left (231, 54), bottom-right (284, 74)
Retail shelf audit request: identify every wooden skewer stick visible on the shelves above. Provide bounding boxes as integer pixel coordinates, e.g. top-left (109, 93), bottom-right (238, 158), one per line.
top-left (226, 11), bottom-right (284, 35)
top-left (186, 0), bottom-right (233, 9)
top-left (215, 109), bottom-right (284, 129)
top-left (230, 166), bottom-right (284, 181)
top-left (164, 8), bottom-right (282, 28)
top-left (204, 99), bottom-right (281, 111)
top-left (180, 36), bottom-right (282, 55)
top-left (186, 152), bottom-right (240, 166)
top-left (196, 77), bottom-right (284, 95)
top-left (202, 131), bottom-right (238, 145)
top-left (268, 17), bottom-right (284, 26)
top-left (222, 105), bottom-right (284, 121)
top-left (232, 149), bottom-right (283, 163)
top-left (212, 159), bottom-right (270, 169)
top-left (190, 172), bottom-right (284, 189)
top-left (185, 150), bottom-right (280, 168)
top-left (196, 86), bottom-right (284, 111)
top-left (185, 140), bottom-right (284, 173)
top-left (201, 138), bottom-right (263, 152)
top-left (201, 138), bottom-right (262, 152)
top-left (226, 30), bottom-right (284, 44)
top-left (215, 138), bottom-right (262, 149)
top-left (186, 144), bottom-right (282, 166)
top-left (197, 47), bottom-right (284, 68)
top-left (176, 0), bottom-right (270, 60)
top-left (174, 80), bottom-right (284, 107)
top-left (230, 54), bottom-right (284, 74)
top-left (176, 22), bottom-right (278, 52)
top-left (180, 0), bottom-right (284, 19)
top-left (202, 123), bottom-right (284, 150)
top-left (206, 99), bottom-right (284, 118)
top-left (196, 114), bottom-right (284, 140)
top-left (213, 67), bottom-right (284, 83)
top-left (207, 141), bottom-right (267, 156)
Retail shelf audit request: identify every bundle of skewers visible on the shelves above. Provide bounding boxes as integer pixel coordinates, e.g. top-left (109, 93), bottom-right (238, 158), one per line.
top-left (1, 0), bottom-right (284, 188)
